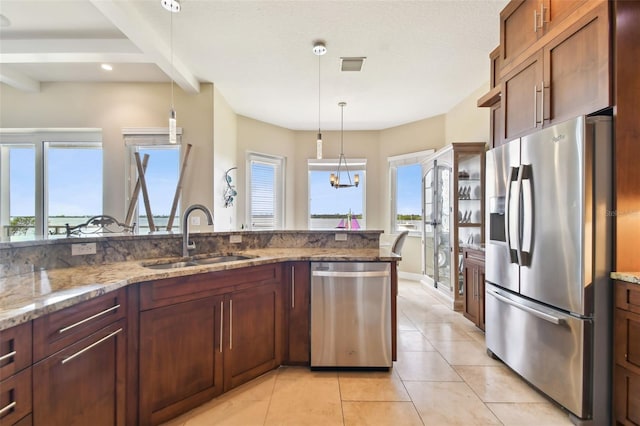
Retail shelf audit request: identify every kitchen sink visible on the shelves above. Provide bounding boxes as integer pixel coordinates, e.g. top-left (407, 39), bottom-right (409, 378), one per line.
top-left (142, 254), bottom-right (255, 270)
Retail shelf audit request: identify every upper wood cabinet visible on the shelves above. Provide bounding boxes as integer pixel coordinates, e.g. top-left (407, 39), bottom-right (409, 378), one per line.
top-left (497, 0), bottom-right (610, 142)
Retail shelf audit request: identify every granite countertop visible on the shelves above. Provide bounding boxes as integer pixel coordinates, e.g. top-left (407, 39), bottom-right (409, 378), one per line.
top-left (611, 272), bottom-right (640, 285)
top-left (0, 247), bottom-right (399, 330)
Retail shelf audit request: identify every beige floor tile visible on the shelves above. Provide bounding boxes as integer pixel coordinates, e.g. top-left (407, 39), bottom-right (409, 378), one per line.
top-left (416, 322), bottom-right (473, 341)
top-left (276, 365), bottom-right (337, 380)
top-left (404, 381), bottom-right (501, 425)
top-left (183, 399), bottom-right (270, 426)
top-left (397, 330), bottom-right (436, 352)
top-left (466, 328), bottom-right (486, 345)
top-left (397, 311), bottom-right (418, 331)
top-left (430, 340), bottom-right (501, 366)
top-left (455, 365), bottom-right (548, 403)
top-left (487, 402), bottom-right (574, 425)
top-left (265, 375), bottom-right (343, 425)
top-left (342, 401), bottom-right (423, 426)
top-left (395, 351), bottom-right (462, 381)
top-left (338, 370), bottom-right (411, 401)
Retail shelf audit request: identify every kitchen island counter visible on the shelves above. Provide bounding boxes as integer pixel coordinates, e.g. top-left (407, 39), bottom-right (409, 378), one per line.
top-left (611, 272), bottom-right (640, 285)
top-left (0, 247), bottom-right (398, 330)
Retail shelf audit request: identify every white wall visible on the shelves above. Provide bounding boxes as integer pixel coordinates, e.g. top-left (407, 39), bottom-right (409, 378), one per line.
top-left (212, 86), bottom-right (237, 231)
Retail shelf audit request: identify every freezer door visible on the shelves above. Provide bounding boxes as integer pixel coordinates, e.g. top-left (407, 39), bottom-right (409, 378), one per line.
top-left (519, 116), bottom-right (588, 314)
top-left (485, 138), bottom-right (520, 293)
top-left (485, 284), bottom-right (591, 419)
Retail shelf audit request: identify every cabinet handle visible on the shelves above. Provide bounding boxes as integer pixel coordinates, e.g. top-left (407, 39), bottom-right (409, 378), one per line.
top-left (540, 4), bottom-right (547, 29)
top-left (0, 401), bottom-right (17, 417)
top-left (533, 9), bottom-right (538, 33)
top-left (533, 83), bottom-right (538, 127)
top-left (291, 266), bottom-right (295, 309)
top-left (540, 80), bottom-right (545, 124)
top-left (58, 304), bottom-right (120, 334)
top-left (61, 328), bottom-right (122, 364)
top-left (219, 301), bottom-right (224, 353)
top-left (229, 299), bottom-right (233, 350)
top-left (0, 350), bottom-right (16, 362)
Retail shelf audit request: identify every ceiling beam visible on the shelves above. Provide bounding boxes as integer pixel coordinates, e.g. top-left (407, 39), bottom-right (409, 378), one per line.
top-left (0, 66), bottom-right (40, 92)
top-left (90, 0), bottom-right (200, 94)
top-left (0, 52), bottom-right (149, 64)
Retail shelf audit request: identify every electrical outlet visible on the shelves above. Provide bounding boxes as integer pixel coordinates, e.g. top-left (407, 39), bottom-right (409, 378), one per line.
top-left (230, 234), bottom-right (242, 244)
top-left (190, 216), bottom-right (201, 226)
top-left (335, 233), bottom-right (347, 241)
top-left (71, 243), bottom-right (97, 256)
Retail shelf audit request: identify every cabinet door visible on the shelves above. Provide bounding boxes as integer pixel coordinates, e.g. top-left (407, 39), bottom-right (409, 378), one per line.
top-left (463, 264), bottom-right (479, 325)
top-left (478, 268), bottom-right (486, 331)
top-left (615, 308), bottom-right (640, 373)
top-left (615, 366), bottom-right (640, 426)
top-left (33, 320), bottom-right (126, 426)
top-left (543, 1), bottom-right (610, 125)
top-left (139, 296), bottom-right (223, 426)
top-left (0, 321), bottom-right (32, 381)
top-left (502, 50), bottom-right (543, 141)
top-left (225, 282), bottom-right (282, 391)
top-left (490, 103), bottom-right (504, 148)
top-left (0, 368), bottom-right (32, 426)
top-left (286, 262), bottom-right (310, 365)
top-left (501, 0), bottom-right (541, 66)
top-left (544, 0), bottom-right (586, 31)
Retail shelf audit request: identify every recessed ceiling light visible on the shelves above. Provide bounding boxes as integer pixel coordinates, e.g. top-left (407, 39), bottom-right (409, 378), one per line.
top-left (340, 57), bottom-right (366, 72)
top-left (101, 64), bottom-right (113, 71)
top-left (161, 0), bottom-right (181, 13)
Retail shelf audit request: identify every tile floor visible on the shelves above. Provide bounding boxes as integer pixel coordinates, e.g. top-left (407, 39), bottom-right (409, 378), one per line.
top-left (162, 279), bottom-right (574, 425)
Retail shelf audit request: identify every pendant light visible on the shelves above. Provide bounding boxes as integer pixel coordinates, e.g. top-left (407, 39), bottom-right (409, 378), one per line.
top-left (312, 41), bottom-right (327, 159)
top-left (162, 0), bottom-right (181, 143)
top-left (330, 102), bottom-right (360, 188)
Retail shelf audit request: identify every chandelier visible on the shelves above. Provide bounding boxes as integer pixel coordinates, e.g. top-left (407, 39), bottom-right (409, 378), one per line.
top-left (330, 102), bottom-right (359, 188)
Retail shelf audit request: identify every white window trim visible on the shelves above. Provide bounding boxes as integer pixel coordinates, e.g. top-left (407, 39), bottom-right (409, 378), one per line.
top-left (388, 149), bottom-right (434, 236)
top-left (307, 158), bottom-right (367, 230)
top-left (246, 152), bottom-right (286, 230)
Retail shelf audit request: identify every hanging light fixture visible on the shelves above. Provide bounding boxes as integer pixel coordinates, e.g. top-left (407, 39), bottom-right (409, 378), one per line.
top-left (312, 41), bottom-right (327, 159)
top-left (330, 102), bottom-right (360, 188)
top-left (162, 0), bottom-right (181, 143)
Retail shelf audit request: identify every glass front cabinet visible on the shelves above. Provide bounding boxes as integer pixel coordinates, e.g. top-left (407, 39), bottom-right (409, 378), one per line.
top-left (421, 142), bottom-right (485, 310)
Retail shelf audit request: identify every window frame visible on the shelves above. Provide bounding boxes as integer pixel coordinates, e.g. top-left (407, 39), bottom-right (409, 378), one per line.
top-left (307, 158), bottom-right (367, 230)
top-left (245, 151), bottom-right (285, 230)
top-left (388, 149), bottom-right (434, 236)
top-left (0, 129), bottom-right (102, 240)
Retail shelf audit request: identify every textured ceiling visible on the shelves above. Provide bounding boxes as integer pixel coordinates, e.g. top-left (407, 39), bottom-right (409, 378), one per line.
top-left (0, 0), bottom-right (508, 130)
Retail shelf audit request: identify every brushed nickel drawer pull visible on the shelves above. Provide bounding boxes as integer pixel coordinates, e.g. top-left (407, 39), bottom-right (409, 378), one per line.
top-left (229, 300), bottom-right (233, 350)
top-left (0, 350), bottom-right (16, 362)
top-left (58, 304), bottom-right (120, 334)
top-left (291, 266), bottom-right (296, 309)
top-left (219, 301), bottom-right (224, 353)
top-left (0, 401), bottom-right (17, 416)
top-left (61, 328), bottom-right (122, 364)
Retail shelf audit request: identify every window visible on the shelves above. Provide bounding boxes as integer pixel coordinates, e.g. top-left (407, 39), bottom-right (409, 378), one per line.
top-left (0, 130), bottom-right (102, 241)
top-left (125, 129), bottom-right (182, 234)
top-left (308, 159), bottom-right (366, 230)
top-left (246, 153), bottom-right (285, 230)
top-left (389, 150), bottom-right (433, 235)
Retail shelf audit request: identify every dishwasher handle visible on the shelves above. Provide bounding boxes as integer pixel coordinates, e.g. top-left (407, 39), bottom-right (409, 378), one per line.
top-left (312, 270), bottom-right (390, 278)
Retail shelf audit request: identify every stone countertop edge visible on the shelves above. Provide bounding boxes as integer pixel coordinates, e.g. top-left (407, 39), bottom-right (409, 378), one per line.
top-left (611, 272), bottom-right (640, 285)
top-left (0, 247), bottom-right (400, 330)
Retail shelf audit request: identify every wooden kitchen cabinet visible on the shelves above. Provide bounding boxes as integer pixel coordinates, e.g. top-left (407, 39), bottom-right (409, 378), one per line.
top-left (614, 281), bottom-right (640, 425)
top-left (284, 262), bottom-right (310, 365)
top-left (138, 263), bottom-right (283, 425)
top-left (0, 321), bottom-right (32, 426)
top-left (497, 0), bottom-right (610, 142)
top-left (31, 289), bottom-right (127, 426)
top-left (462, 247), bottom-right (485, 331)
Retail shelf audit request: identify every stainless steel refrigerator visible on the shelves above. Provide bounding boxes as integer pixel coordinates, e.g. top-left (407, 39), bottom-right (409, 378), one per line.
top-left (485, 115), bottom-right (612, 424)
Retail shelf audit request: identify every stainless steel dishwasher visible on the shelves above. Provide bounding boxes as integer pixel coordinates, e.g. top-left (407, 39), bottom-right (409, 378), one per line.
top-left (310, 262), bottom-right (392, 368)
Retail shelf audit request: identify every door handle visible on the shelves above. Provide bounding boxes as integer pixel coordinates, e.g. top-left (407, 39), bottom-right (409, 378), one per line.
top-left (505, 166), bottom-right (520, 264)
top-left (229, 299), bottom-right (233, 350)
top-left (521, 165), bottom-right (534, 265)
top-left (514, 165), bottom-right (525, 266)
top-left (219, 301), bottom-right (224, 353)
top-left (291, 266), bottom-right (295, 309)
top-left (61, 328), bottom-right (122, 364)
top-left (488, 289), bottom-right (563, 325)
top-left (58, 304), bottom-right (120, 334)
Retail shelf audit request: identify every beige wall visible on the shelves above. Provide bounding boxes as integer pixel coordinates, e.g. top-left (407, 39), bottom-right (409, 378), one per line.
top-left (212, 86), bottom-right (237, 231)
top-left (0, 82), bottom-right (215, 225)
top-left (236, 115), bottom-right (297, 229)
top-left (445, 82), bottom-right (491, 144)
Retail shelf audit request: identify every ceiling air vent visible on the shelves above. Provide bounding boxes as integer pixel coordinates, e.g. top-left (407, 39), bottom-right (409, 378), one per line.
top-left (340, 57), bottom-right (366, 72)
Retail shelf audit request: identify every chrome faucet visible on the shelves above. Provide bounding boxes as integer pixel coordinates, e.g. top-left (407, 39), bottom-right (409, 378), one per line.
top-left (182, 204), bottom-right (214, 257)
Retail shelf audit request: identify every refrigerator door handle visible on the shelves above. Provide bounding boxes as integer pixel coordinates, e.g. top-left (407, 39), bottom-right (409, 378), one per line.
top-left (505, 166), bottom-right (520, 264)
top-left (488, 288), bottom-right (564, 325)
top-left (521, 165), bottom-right (534, 265)
top-left (514, 165), bottom-right (525, 266)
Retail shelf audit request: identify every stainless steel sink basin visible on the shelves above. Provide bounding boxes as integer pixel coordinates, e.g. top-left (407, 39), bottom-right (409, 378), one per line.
top-left (143, 254), bottom-right (254, 270)
top-left (143, 261), bottom-right (200, 270)
top-left (194, 255), bottom-right (254, 265)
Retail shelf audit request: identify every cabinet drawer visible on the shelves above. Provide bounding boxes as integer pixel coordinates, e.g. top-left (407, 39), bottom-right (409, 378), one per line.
top-left (33, 288), bottom-right (127, 362)
top-left (0, 367), bottom-right (32, 426)
top-left (616, 282), bottom-right (640, 315)
top-left (0, 322), bottom-right (32, 381)
top-left (463, 248), bottom-right (485, 266)
top-left (140, 263), bottom-right (282, 310)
